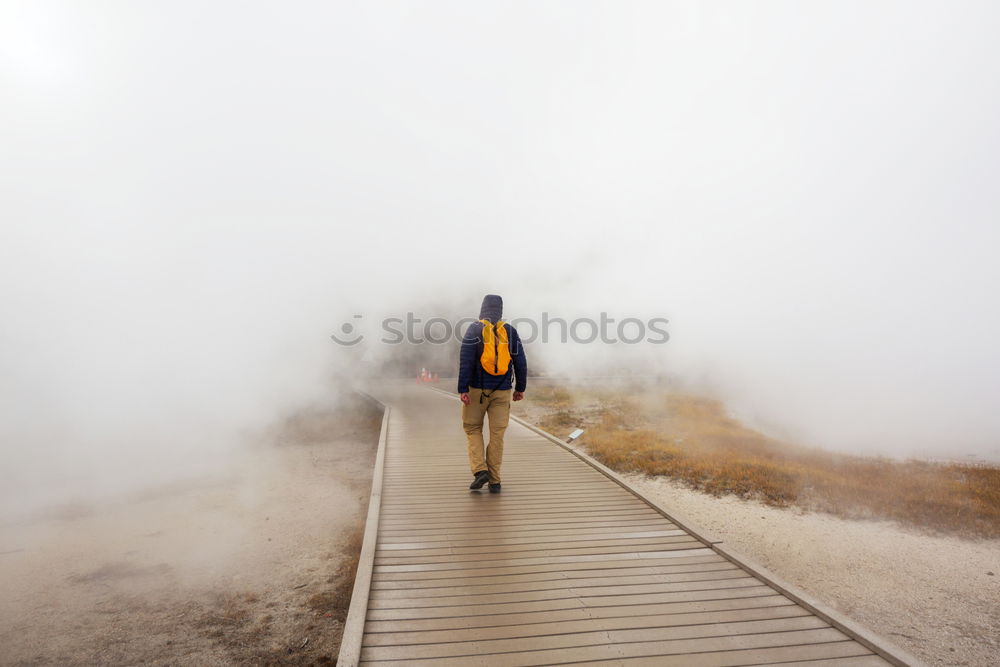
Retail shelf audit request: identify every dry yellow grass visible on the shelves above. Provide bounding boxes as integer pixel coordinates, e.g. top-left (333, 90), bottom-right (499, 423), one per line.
top-left (528, 385), bottom-right (1000, 539)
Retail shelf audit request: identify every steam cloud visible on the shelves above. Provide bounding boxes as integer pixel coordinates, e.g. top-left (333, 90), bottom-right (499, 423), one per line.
top-left (3, 1), bottom-right (999, 514)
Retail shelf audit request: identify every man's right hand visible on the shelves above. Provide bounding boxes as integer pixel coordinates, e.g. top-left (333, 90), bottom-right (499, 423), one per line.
top-left (459, 392), bottom-right (471, 405)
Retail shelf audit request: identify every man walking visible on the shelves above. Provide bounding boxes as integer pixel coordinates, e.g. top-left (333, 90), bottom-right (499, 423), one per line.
top-left (458, 294), bottom-right (527, 493)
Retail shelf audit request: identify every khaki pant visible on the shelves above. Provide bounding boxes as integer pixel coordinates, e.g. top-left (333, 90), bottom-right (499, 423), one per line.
top-left (462, 387), bottom-right (511, 484)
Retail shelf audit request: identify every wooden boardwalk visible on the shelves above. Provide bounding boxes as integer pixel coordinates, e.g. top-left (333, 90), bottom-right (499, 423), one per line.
top-left (339, 383), bottom-right (915, 666)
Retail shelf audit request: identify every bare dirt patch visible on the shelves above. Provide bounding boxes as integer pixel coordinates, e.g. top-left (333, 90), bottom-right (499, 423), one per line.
top-left (0, 394), bottom-right (381, 666)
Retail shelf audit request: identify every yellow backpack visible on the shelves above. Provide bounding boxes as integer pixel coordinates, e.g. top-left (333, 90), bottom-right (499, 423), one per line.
top-left (479, 319), bottom-right (511, 376)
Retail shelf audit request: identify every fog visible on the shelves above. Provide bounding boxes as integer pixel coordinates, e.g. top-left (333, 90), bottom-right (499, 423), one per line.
top-left (3, 1), bottom-right (1000, 514)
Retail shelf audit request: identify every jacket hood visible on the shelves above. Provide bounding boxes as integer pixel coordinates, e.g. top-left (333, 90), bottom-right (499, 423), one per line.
top-left (479, 294), bottom-right (503, 323)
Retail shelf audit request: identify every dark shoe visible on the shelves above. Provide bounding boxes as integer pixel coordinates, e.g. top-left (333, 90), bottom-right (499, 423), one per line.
top-left (470, 470), bottom-right (490, 490)
top-left (489, 483), bottom-right (501, 494)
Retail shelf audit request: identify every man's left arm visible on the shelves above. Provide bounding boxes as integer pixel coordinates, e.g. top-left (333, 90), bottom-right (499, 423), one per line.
top-left (509, 325), bottom-right (527, 400)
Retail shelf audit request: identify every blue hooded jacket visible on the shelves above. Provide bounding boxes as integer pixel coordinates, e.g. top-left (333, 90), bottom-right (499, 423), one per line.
top-left (457, 294), bottom-right (527, 394)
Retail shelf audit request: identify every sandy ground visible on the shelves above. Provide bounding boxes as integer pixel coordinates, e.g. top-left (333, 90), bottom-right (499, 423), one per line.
top-left (0, 396), bottom-right (381, 666)
top-left (617, 472), bottom-right (1000, 667)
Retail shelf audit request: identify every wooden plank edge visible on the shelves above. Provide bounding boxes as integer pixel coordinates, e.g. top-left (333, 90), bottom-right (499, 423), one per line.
top-left (336, 390), bottom-right (390, 667)
top-left (421, 384), bottom-right (925, 667)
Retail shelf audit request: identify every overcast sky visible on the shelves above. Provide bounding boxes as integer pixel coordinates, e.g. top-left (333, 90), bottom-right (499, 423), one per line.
top-left (3, 1), bottom-right (1000, 510)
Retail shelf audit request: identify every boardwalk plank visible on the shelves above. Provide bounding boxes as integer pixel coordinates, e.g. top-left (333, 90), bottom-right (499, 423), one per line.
top-left (361, 616), bottom-right (829, 660)
top-left (362, 596), bottom-right (797, 633)
top-left (377, 529), bottom-right (686, 549)
top-left (372, 538), bottom-right (704, 564)
top-left (371, 554), bottom-right (727, 581)
top-left (362, 604), bottom-right (812, 645)
top-left (371, 564), bottom-right (744, 593)
top-left (360, 629), bottom-right (854, 665)
top-left (368, 577), bottom-right (763, 608)
top-left (366, 585), bottom-right (779, 620)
